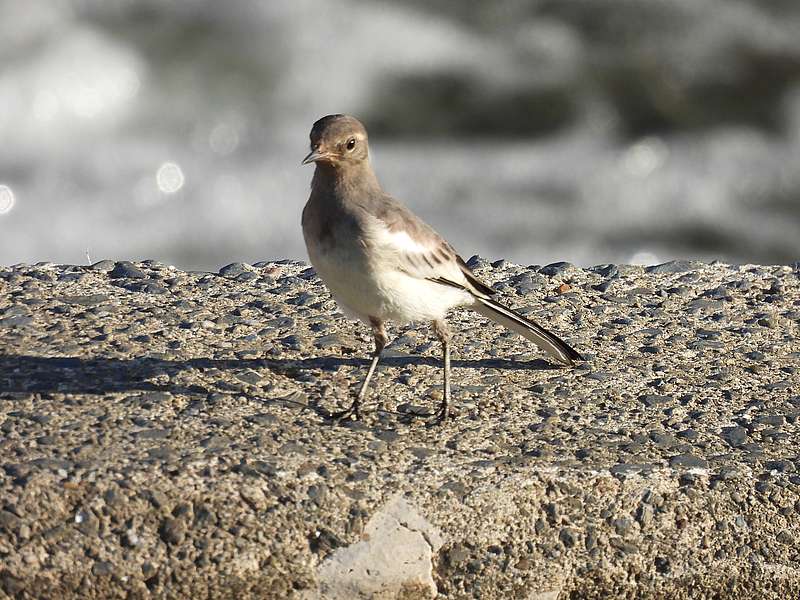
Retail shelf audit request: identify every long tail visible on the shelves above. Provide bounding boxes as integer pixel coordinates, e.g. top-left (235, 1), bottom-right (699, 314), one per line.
top-left (472, 296), bottom-right (584, 366)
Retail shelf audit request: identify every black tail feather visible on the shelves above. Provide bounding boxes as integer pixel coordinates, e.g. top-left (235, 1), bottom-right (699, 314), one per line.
top-left (473, 296), bottom-right (583, 365)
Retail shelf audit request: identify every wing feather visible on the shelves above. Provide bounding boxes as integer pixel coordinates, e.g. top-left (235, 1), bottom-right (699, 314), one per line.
top-left (362, 193), bottom-right (495, 298)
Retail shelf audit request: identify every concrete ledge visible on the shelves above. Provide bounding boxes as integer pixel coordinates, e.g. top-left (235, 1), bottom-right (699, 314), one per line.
top-left (0, 258), bottom-right (798, 598)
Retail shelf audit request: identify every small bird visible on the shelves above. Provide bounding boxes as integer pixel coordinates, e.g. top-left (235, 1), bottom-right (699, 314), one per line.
top-left (301, 114), bottom-right (583, 422)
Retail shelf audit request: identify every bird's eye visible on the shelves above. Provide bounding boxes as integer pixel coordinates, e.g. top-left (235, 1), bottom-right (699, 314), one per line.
top-left (346, 138), bottom-right (356, 151)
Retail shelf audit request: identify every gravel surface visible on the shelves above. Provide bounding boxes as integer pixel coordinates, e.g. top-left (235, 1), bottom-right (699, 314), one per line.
top-left (0, 258), bottom-right (799, 599)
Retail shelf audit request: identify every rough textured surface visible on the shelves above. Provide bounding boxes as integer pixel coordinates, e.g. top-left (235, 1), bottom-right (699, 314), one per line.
top-left (317, 495), bottom-right (443, 599)
top-left (0, 258), bottom-right (799, 599)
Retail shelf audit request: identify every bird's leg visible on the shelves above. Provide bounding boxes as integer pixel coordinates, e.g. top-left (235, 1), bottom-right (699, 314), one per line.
top-left (431, 319), bottom-right (451, 423)
top-left (329, 317), bottom-right (387, 420)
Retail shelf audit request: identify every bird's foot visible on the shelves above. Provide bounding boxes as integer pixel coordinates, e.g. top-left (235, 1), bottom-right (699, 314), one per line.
top-left (325, 402), bottom-right (360, 422)
top-left (427, 402), bottom-right (450, 425)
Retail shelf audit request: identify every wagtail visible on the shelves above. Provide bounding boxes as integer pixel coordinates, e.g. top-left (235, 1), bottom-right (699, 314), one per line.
top-left (301, 114), bottom-right (583, 422)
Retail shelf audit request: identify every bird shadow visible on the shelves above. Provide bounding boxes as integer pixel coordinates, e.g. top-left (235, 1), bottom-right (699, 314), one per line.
top-left (0, 352), bottom-right (559, 397)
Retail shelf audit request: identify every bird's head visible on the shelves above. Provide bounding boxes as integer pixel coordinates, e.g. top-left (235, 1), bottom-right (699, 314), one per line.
top-left (302, 114), bottom-right (369, 168)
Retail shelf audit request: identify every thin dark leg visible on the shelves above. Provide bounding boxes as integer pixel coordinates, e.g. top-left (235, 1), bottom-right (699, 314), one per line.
top-left (431, 319), bottom-right (451, 423)
top-left (329, 317), bottom-right (387, 420)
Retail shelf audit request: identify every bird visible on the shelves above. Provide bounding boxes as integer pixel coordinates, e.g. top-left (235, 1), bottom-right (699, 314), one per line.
top-left (301, 114), bottom-right (583, 422)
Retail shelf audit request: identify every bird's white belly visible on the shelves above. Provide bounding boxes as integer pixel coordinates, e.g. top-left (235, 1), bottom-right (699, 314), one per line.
top-left (307, 244), bottom-right (471, 324)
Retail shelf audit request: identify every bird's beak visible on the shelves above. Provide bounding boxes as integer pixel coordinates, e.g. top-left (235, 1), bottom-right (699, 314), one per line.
top-left (301, 148), bottom-right (331, 165)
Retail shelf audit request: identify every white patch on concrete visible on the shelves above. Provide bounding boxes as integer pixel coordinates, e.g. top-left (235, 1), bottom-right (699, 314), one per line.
top-left (317, 495), bottom-right (443, 599)
top-left (528, 591), bottom-right (561, 600)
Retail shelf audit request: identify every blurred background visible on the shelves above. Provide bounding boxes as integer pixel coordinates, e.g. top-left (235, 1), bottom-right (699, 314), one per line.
top-left (1, 0), bottom-right (799, 270)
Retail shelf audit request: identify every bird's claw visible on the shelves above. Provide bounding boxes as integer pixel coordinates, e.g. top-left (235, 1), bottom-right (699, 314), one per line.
top-left (326, 403), bottom-right (360, 422)
top-left (425, 402), bottom-right (450, 425)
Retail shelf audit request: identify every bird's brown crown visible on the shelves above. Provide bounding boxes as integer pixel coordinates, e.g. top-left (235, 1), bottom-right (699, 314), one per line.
top-left (305, 114), bottom-right (369, 166)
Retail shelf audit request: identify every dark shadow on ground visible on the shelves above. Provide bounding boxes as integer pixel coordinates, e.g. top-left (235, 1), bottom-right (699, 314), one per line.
top-left (0, 353), bottom-right (559, 396)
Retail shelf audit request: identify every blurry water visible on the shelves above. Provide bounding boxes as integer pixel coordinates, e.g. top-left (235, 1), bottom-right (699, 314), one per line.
top-left (1, 0), bottom-right (799, 270)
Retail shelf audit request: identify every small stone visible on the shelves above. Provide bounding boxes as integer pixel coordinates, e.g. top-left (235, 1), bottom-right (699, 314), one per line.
top-left (75, 509), bottom-right (98, 536)
top-left (1, 571), bottom-right (25, 594)
top-left (755, 415), bottom-right (785, 426)
top-left (59, 294), bottom-right (109, 306)
top-left (410, 447), bottom-right (435, 460)
top-left (612, 517), bottom-right (634, 536)
top-left (556, 283), bottom-right (572, 294)
top-left (122, 529), bottom-right (140, 548)
top-left (1, 305), bottom-right (29, 317)
top-left (280, 335), bottom-right (305, 351)
top-left (763, 381), bottom-right (790, 391)
top-left (669, 454), bottom-right (708, 469)
top-left (703, 286), bottom-right (731, 300)
top-left (687, 298), bottom-right (722, 312)
top-left (149, 490), bottom-right (171, 511)
top-left (135, 428), bottom-right (171, 440)
top-left (92, 561), bottom-right (114, 576)
top-left (593, 279), bottom-right (615, 292)
top-left (559, 527), bottom-right (577, 548)
top-left (235, 370), bottom-right (263, 385)
top-left (266, 316), bottom-right (295, 329)
top-left (646, 260), bottom-right (696, 274)
top-left (512, 274), bottom-right (543, 294)
top-left (720, 426), bottom-right (748, 447)
top-left (636, 504), bottom-right (654, 528)
top-left (540, 262), bottom-right (573, 277)
top-left (655, 556), bottom-right (671, 574)
top-left (314, 334), bottom-right (343, 349)
top-left (142, 282), bottom-right (168, 294)
top-left (194, 504), bottom-right (217, 526)
top-left (609, 538), bottom-right (639, 554)
top-left (309, 527), bottom-right (343, 556)
top-left (110, 261), bottom-right (147, 279)
top-left (374, 430), bottom-right (400, 443)
top-left (639, 394), bottom-right (671, 408)
top-left (0, 509), bottom-right (22, 532)
top-left (588, 264), bottom-right (618, 278)
top-left (91, 259), bottom-right (116, 272)
top-left (765, 460), bottom-right (795, 473)
top-left (586, 371), bottom-right (610, 381)
top-left (138, 391), bottom-right (173, 405)
top-left (465, 255), bottom-right (487, 269)
top-left (438, 481), bottom-right (467, 498)
top-left (246, 413), bottom-right (277, 426)
top-left (758, 315), bottom-right (778, 328)
top-left (307, 484), bottom-right (328, 505)
top-left (159, 518), bottom-right (186, 545)
top-left (677, 428), bottom-right (699, 441)
top-left (649, 431), bottom-right (678, 448)
top-left (446, 543), bottom-right (471, 567)
top-left (240, 485), bottom-right (268, 511)
top-left (200, 435), bottom-right (231, 450)
top-left (696, 328), bottom-right (720, 339)
top-left (347, 470), bottom-right (369, 482)
top-left (544, 502), bottom-right (559, 524)
top-left (236, 271), bottom-right (259, 282)
top-left (219, 262), bottom-right (252, 278)
top-left (57, 272), bottom-right (86, 283)
top-left (0, 315), bottom-right (33, 329)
